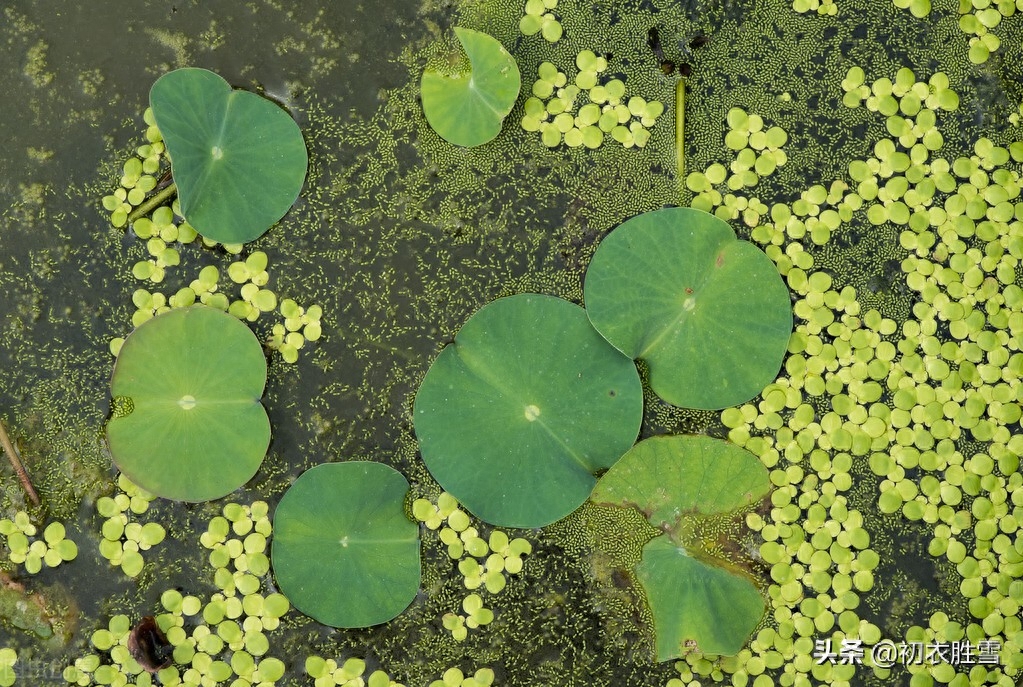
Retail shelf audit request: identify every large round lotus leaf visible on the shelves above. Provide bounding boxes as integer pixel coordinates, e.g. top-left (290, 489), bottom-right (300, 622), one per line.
top-left (637, 536), bottom-right (766, 659)
top-left (271, 462), bottom-right (420, 628)
top-left (420, 27), bottom-right (521, 147)
top-left (591, 435), bottom-right (771, 659)
top-left (584, 207), bottom-right (792, 410)
top-left (150, 68), bottom-right (308, 244)
top-left (107, 306), bottom-right (270, 501)
top-left (414, 294), bottom-right (643, 528)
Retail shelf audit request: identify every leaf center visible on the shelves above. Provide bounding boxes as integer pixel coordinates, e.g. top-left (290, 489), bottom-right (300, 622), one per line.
top-left (211, 145), bottom-right (224, 160)
top-left (178, 394), bottom-right (197, 410)
top-left (523, 404), bottom-right (541, 422)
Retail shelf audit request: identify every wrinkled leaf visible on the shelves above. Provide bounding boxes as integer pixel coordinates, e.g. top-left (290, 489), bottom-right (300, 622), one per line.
top-left (592, 435), bottom-right (770, 659)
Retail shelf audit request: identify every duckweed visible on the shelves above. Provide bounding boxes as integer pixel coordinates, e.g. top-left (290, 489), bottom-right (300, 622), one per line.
top-left (412, 492), bottom-right (531, 640)
top-left (519, 0), bottom-right (561, 43)
top-left (0, 648), bottom-right (15, 687)
top-left (305, 656), bottom-right (405, 687)
top-left (671, 61), bottom-right (1023, 686)
top-left (521, 53), bottom-right (663, 150)
top-left (96, 474), bottom-right (164, 578)
top-left (0, 511), bottom-right (77, 574)
top-left (428, 667), bottom-right (495, 687)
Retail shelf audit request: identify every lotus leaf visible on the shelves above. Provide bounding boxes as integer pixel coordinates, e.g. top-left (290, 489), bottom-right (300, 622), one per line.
top-left (106, 306), bottom-right (270, 501)
top-left (584, 207), bottom-right (792, 409)
top-left (270, 462), bottom-right (420, 628)
top-left (420, 28), bottom-right (521, 147)
top-left (414, 294), bottom-right (643, 528)
top-left (591, 435), bottom-right (770, 659)
top-left (149, 68), bottom-right (308, 244)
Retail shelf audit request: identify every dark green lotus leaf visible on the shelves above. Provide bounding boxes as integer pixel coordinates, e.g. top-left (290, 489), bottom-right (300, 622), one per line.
top-left (421, 28), bottom-right (521, 147)
top-left (584, 207), bottom-right (792, 410)
top-left (150, 68), bottom-right (308, 244)
top-left (414, 294), bottom-right (643, 528)
top-left (271, 462), bottom-right (420, 628)
top-left (107, 306), bottom-right (270, 501)
top-left (637, 536), bottom-right (767, 659)
top-left (591, 435), bottom-right (771, 659)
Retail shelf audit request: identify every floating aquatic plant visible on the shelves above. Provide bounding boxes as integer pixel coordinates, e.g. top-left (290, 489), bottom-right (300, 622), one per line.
top-left (420, 28), bottom-right (521, 148)
top-left (414, 293), bottom-right (643, 528)
top-left (96, 475), bottom-right (166, 578)
top-left (0, 649), bottom-right (14, 687)
top-left (271, 462), bottom-right (420, 627)
top-left (584, 207), bottom-right (792, 410)
top-left (429, 667), bottom-right (495, 687)
top-left (519, 0), bottom-right (562, 42)
top-left (522, 53), bottom-right (664, 149)
top-left (413, 492), bottom-right (532, 639)
top-left (0, 512), bottom-right (77, 574)
top-left (305, 656), bottom-right (405, 687)
top-left (106, 306), bottom-right (271, 501)
top-left (149, 68), bottom-right (308, 244)
top-left (591, 435), bottom-right (771, 659)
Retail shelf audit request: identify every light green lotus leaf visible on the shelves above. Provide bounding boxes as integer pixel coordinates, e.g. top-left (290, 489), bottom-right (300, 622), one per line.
top-left (106, 306), bottom-right (270, 501)
top-left (421, 28), bottom-right (521, 147)
top-left (414, 294), bottom-right (643, 528)
top-left (150, 68), bottom-right (308, 244)
top-left (591, 435), bottom-right (771, 659)
top-left (271, 462), bottom-right (420, 628)
top-left (584, 207), bottom-right (792, 409)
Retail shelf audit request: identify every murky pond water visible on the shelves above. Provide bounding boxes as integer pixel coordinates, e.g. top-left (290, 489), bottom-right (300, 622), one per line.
top-left (1, 0), bottom-right (1022, 686)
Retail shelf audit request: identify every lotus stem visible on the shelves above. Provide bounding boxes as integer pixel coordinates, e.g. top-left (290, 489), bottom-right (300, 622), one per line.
top-left (0, 417), bottom-right (39, 506)
top-left (127, 182), bottom-right (177, 224)
top-left (675, 78), bottom-right (685, 187)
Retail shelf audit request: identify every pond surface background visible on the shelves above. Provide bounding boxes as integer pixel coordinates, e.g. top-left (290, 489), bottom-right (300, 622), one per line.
top-left (1, 1), bottom-right (1022, 686)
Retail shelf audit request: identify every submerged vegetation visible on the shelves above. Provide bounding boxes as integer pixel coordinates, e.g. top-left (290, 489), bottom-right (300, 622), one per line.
top-left (1, 0), bottom-right (1022, 686)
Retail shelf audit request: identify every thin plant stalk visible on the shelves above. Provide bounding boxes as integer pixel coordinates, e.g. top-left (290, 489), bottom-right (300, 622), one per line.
top-left (127, 182), bottom-right (178, 224)
top-left (675, 79), bottom-right (685, 187)
top-left (0, 417), bottom-right (40, 506)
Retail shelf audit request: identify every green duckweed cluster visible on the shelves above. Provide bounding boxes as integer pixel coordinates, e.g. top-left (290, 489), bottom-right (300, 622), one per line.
top-left (0, 511), bottom-right (77, 574)
top-left (0, 649), bottom-right (15, 687)
top-left (100, 108), bottom-right (164, 229)
top-left (522, 51), bottom-right (664, 150)
top-left (793, 0), bottom-right (839, 16)
top-left (412, 493), bottom-right (531, 641)
top-left (519, 0), bottom-right (561, 43)
top-left (66, 501), bottom-right (290, 687)
top-left (96, 474), bottom-right (165, 578)
top-left (428, 667), bottom-right (495, 687)
top-left (305, 656), bottom-right (404, 687)
top-left (891, 0), bottom-right (1022, 64)
top-left (686, 107), bottom-right (788, 227)
top-left (660, 64), bottom-right (1023, 686)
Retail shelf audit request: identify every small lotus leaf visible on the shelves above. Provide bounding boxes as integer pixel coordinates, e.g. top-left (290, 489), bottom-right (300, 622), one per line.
top-left (414, 294), bottom-right (643, 528)
top-left (150, 68), bottom-right (308, 244)
top-left (421, 28), bottom-right (521, 147)
top-left (107, 306), bottom-right (270, 501)
top-left (591, 435), bottom-right (771, 659)
top-left (271, 462), bottom-right (420, 627)
top-left (584, 207), bottom-right (792, 409)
